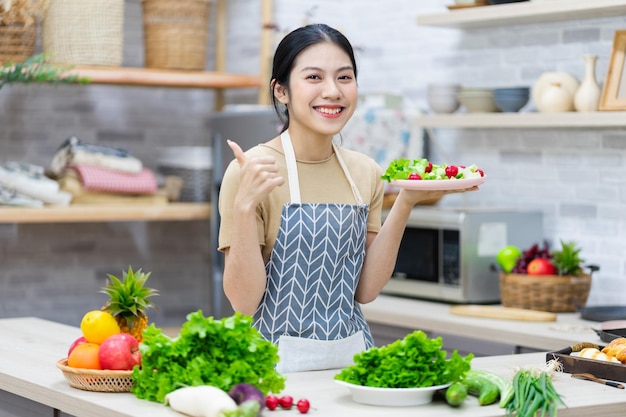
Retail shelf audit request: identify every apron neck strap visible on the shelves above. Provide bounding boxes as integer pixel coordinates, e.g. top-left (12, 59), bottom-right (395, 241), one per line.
top-left (280, 130), bottom-right (364, 205)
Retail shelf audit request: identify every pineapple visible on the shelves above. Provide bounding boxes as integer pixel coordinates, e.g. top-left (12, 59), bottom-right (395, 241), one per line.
top-left (552, 240), bottom-right (585, 276)
top-left (101, 266), bottom-right (159, 342)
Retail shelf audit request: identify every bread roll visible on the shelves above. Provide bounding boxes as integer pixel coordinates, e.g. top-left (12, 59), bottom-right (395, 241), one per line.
top-left (579, 347), bottom-right (621, 363)
top-left (601, 337), bottom-right (626, 363)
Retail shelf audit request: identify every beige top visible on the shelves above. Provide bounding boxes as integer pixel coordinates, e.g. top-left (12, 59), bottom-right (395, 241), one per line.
top-left (218, 143), bottom-right (384, 263)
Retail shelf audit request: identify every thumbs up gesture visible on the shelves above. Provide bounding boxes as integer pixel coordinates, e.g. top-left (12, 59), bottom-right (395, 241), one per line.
top-left (227, 140), bottom-right (284, 207)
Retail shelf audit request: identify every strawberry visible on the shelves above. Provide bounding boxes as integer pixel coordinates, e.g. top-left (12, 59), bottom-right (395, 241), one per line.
top-left (408, 173), bottom-right (422, 180)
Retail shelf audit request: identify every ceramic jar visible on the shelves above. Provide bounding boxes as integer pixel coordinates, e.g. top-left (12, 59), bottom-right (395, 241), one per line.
top-left (538, 82), bottom-right (573, 113)
top-left (574, 54), bottom-right (601, 112)
top-left (533, 72), bottom-right (579, 112)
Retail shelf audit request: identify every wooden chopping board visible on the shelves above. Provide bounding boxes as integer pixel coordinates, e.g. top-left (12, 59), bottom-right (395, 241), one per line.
top-left (450, 305), bottom-right (557, 322)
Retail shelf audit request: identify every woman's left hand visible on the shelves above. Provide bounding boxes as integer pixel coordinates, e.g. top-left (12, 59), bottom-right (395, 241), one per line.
top-left (396, 186), bottom-right (479, 207)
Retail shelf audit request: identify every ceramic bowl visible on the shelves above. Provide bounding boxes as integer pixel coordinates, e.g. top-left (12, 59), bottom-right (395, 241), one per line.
top-left (335, 380), bottom-right (452, 407)
top-left (458, 89), bottom-right (499, 113)
top-left (428, 93), bottom-right (460, 114)
top-left (428, 84), bottom-right (461, 95)
top-left (493, 87), bottom-right (530, 112)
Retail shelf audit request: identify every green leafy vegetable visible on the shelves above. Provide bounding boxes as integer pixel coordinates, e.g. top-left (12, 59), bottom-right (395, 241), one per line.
top-left (334, 330), bottom-right (472, 388)
top-left (380, 158), bottom-right (482, 182)
top-left (131, 310), bottom-right (285, 403)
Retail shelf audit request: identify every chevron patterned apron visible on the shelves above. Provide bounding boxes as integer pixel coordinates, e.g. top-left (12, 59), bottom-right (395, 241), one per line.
top-left (253, 130), bottom-right (374, 373)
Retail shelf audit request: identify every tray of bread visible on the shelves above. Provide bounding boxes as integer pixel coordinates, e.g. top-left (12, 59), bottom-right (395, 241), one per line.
top-left (546, 338), bottom-right (626, 383)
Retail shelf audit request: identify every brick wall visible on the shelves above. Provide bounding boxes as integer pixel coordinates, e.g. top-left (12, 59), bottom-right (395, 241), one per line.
top-left (0, 0), bottom-right (623, 328)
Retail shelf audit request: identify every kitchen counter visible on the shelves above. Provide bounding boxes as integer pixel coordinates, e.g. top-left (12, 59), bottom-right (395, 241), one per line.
top-left (362, 294), bottom-right (603, 351)
top-left (2, 317), bottom-right (625, 417)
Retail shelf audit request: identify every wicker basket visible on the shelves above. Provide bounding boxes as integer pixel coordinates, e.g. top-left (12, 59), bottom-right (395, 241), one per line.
top-left (42, 0), bottom-right (124, 66)
top-left (56, 358), bottom-right (133, 392)
top-left (141, 0), bottom-right (211, 70)
top-left (0, 24), bottom-right (36, 65)
top-left (499, 272), bottom-right (592, 313)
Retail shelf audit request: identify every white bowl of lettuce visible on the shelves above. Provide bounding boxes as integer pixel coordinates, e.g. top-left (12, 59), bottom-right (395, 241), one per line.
top-left (334, 330), bottom-right (472, 406)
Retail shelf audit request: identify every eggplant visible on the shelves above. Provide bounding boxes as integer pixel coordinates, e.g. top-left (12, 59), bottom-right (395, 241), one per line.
top-left (228, 383), bottom-right (265, 414)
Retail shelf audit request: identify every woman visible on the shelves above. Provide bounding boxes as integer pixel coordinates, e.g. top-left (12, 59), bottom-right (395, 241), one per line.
top-left (218, 23), bottom-right (470, 373)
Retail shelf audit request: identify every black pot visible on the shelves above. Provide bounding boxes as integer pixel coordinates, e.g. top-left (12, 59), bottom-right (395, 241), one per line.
top-left (593, 327), bottom-right (626, 344)
top-left (581, 306), bottom-right (626, 322)
top-left (488, 0), bottom-right (529, 4)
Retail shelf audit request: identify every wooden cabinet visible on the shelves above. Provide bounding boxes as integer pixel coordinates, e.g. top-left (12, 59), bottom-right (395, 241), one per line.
top-left (416, 0), bottom-right (626, 128)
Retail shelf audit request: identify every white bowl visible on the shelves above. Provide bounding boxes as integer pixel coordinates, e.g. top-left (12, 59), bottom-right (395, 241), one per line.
top-left (428, 94), bottom-right (460, 114)
top-left (335, 380), bottom-right (452, 407)
top-left (428, 84), bottom-right (461, 95)
top-left (458, 92), bottom-right (499, 113)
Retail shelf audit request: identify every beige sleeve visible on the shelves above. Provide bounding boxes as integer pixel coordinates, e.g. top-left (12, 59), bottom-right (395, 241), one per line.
top-left (367, 162), bottom-right (384, 234)
top-left (217, 159), bottom-right (265, 252)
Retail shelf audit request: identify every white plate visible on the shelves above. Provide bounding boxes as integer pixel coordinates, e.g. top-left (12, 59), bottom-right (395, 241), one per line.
top-left (335, 380), bottom-right (451, 407)
top-left (391, 176), bottom-right (486, 191)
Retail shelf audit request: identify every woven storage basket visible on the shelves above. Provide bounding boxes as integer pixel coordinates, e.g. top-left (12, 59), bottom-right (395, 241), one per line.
top-left (0, 24), bottom-right (36, 65)
top-left (141, 0), bottom-right (211, 70)
top-left (56, 358), bottom-right (133, 392)
top-left (42, 0), bottom-right (124, 66)
top-left (499, 272), bottom-right (592, 313)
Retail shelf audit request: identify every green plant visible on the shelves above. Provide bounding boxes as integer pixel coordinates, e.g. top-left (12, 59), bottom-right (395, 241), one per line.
top-left (552, 240), bottom-right (585, 276)
top-left (0, 53), bottom-right (89, 90)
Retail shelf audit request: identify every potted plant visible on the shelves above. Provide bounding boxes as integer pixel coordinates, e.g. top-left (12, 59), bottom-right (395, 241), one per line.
top-left (1, 53), bottom-right (89, 90)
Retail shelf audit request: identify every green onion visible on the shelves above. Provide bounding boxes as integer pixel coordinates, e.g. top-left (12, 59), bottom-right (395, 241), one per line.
top-left (506, 368), bottom-right (566, 417)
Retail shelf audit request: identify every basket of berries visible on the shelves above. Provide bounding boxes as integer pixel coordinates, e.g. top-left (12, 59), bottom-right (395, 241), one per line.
top-left (496, 241), bottom-right (598, 313)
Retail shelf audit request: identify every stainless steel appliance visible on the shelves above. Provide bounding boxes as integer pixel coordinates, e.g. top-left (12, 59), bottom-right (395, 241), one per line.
top-left (382, 207), bottom-right (543, 303)
top-left (209, 108), bottom-right (283, 318)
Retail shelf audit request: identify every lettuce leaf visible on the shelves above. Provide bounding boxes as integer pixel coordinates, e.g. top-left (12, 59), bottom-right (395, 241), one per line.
top-left (334, 330), bottom-right (472, 388)
top-left (131, 311), bottom-right (285, 403)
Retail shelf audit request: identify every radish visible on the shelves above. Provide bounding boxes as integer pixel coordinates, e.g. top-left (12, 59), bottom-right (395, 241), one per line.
top-left (165, 385), bottom-right (238, 417)
top-left (228, 383), bottom-right (265, 412)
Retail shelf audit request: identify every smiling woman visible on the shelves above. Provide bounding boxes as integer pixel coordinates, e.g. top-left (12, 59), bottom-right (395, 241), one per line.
top-left (218, 23), bottom-right (473, 374)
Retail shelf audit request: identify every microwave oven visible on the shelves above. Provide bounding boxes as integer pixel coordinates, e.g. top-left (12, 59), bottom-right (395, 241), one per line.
top-left (382, 207), bottom-right (543, 303)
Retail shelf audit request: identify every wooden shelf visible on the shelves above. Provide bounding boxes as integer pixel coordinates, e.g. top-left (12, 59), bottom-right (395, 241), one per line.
top-left (417, 0), bottom-right (626, 28)
top-left (412, 111), bottom-right (626, 128)
top-left (0, 203), bottom-right (210, 224)
top-left (69, 66), bottom-right (262, 89)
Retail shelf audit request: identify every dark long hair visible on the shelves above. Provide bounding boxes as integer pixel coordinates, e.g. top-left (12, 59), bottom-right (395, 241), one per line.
top-left (270, 23), bottom-right (358, 132)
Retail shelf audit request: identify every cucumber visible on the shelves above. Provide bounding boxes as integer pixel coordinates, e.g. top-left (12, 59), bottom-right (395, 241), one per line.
top-left (467, 369), bottom-right (514, 408)
top-left (463, 373), bottom-right (499, 406)
top-left (445, 382), bottom-right (468, 407)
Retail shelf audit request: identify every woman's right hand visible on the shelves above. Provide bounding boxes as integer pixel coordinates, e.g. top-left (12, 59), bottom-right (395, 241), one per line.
top-left (227, 139), bottom-right (285, 209)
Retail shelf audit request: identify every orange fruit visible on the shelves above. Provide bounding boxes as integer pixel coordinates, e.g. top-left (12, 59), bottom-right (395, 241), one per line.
top-left (67, 343), bottom-right (102, 369)
top-left (80, 310), bottom-right (121, 344)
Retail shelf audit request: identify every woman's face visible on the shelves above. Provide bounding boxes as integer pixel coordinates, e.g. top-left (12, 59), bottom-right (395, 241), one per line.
top-left (276, 41), bottom-right (358, 139)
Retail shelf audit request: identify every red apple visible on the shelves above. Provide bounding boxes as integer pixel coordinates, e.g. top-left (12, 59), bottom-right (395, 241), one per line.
top-left (98, 333), bottom-right (141, 370)
top-left (527, 258), bottom-right (557, 275)
top-left (68, 336), bottom-right (88, 357)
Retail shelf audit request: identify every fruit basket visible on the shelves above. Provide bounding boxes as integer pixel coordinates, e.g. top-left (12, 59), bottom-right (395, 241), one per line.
top-left (497, 240), bottom-right (598, 313)
top-left (499, 272), bottom-right (593, 313)
top-left (56, 358), bottom-right (133, 392)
